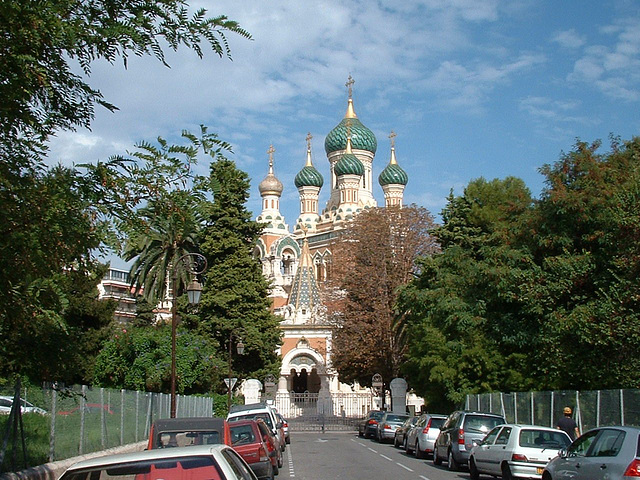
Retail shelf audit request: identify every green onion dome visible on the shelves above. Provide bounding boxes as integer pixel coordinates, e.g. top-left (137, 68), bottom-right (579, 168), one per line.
top-left (295, 148), bottom-right (324, 188)
top-left (378, 147), bottom-right (408, 186)
top-left (324, 99), bottom-right (377, 154)
top-left (335, 152), bottom-right (364, 176)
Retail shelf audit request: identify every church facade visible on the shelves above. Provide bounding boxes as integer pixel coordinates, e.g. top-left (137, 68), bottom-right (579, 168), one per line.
top-left (253, 78), bottom-right (412, 416)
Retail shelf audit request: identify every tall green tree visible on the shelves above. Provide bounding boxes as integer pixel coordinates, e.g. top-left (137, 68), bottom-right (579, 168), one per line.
top-left (520, 137), bottom-right (640, 389)
top-left (326, 206), bottom-right (438, 389)
top-left (198, 159), bottom-right (282, 387)
top-left (397, 177), bottom-right (535, 410)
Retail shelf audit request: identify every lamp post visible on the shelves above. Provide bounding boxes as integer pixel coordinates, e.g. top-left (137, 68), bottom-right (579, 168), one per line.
top-left (227, 333), bottom-right (245, 411)
top-left (170, 252), bottom-right (207, 418)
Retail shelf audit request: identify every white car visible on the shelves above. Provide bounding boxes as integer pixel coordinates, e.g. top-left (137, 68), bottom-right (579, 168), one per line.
top-left (58, 444), bottom-right (257, 480)
top-left (228, 403), bottom-right (285, 452)
top-left (469, 424), bottom-right (571, 480)
top-left (0, 395), bottom-right (47, 415)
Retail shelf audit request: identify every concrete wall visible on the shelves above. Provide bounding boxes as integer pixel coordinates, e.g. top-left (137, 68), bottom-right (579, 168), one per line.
top-left (0, 441), bottom-right (147, 480)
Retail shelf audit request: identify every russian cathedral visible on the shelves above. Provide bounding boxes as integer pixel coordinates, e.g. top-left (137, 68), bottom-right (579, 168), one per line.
top-left (253, 77), bottom-right (409, 410)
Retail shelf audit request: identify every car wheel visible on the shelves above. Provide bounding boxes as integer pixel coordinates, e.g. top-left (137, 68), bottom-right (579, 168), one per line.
top-left (394, 435), bottom-right (399, 448)
top-left (433, 447), bottom-right (442, 466)
top-left (359, 429), bottom-right (364, 438)
top-left (469, 458), bottom-right (480, 480)
top-left (447, 449), bottom-right (459, 471)
top-left (403, 437), bottom-right (409, 453)
top-left (277, 454), bottom-right (283, 469)
top-left (501, 462), bottom-right (514, 480)
top-left (415, 440), bottom-right (425, 459)
top-left (286, 437), bottom-right (290, 444)
top-left (273, 463), bottom-right (279, 476)
top-left (268, 463), bottom-right (275, 480)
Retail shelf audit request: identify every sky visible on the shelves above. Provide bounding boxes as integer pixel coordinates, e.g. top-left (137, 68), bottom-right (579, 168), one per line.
top-left (46, 0), bottom-right (640, 269)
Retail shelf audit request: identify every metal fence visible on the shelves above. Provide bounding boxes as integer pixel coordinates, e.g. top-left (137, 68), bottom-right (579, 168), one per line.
top-left (465, 389), bottom-right (640, 433)
top-left (1, 383), bottom-right (213, 467)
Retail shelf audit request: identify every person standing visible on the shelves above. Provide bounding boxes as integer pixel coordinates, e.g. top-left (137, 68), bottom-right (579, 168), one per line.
top-left (556, 406), bottom-right (580, 440)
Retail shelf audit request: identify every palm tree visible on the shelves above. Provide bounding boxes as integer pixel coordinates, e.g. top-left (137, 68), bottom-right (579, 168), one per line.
top-left (124, 190), bottom-right (202, 304)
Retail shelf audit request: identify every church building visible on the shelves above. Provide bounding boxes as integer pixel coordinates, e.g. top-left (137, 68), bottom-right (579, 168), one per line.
top-left (253, 77), bottom-right (410, 416)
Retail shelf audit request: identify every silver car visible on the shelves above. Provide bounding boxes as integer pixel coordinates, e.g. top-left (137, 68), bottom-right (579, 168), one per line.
top-left (376, 412), bottom-right (409, 443)
top-left (405, 413), bottom-right (447, 459)
top-left (469, 424), bottom-right (571, 480)
top-left (543, 425), bottom-right (640, 480)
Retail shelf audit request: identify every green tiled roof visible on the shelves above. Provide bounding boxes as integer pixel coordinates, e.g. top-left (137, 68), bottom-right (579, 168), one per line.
top-left (379, 163), bottom-right (408, 186)
top-left (325, 117), bottom-right (377, 154)
top-left (294, 165), bottom-right (324, 188)
top-left (335, 153), bottom-right (364, 176)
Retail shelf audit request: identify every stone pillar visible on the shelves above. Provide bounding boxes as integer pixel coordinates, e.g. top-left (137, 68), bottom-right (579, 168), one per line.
top-left (316, 373), bottom-right (333, 416)
top-left (243, 379), bottom-right (262, 405)
top-left (278, 376), bottom-right (288, 393)
top-left (389, 378), bottom-right (408, 414)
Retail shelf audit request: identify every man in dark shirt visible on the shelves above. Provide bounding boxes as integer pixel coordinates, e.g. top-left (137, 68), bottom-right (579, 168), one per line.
top-left (556, 406), bottom-right (580, 441)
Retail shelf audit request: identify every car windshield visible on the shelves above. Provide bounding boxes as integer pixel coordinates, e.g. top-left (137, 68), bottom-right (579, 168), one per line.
top-left (519, 429), bottom-right (571, 449)
top-left (60, 456), bottom-right (223, 480)
top-left (464, 415), bottom-right (504, 433)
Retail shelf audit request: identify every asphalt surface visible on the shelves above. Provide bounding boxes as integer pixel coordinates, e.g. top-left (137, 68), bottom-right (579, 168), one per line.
top-left (279, 431), bottom-right (472, 480)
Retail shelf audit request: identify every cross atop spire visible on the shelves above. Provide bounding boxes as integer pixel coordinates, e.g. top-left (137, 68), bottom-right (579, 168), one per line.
top-left (345, 74), bottom-right (355, 99)
top-left (306, 132), bottom-right (313, 151)
top-left (389, 130), bottom-right (397, 149)
top-left (267, 144), bottom-right (275, 169)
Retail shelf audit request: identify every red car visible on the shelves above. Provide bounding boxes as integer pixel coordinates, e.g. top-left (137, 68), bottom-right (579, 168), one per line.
top-left (147, 417), bottom-right (232, 450)
top-left (229, 419), bottom-right (277, 480)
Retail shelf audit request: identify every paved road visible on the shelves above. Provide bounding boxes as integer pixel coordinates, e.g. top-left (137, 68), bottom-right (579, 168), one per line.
top-left (279, 431), bottom-right (470, 480)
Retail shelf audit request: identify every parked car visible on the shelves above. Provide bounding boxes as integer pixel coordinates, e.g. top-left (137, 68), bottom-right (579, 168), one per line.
top-left (228, 403), bottom-right (285, 453)
top-left (376, 412), bottom-right (409, 443)
top-left (394, 416), bottom-right (420, 448)
top-left (405, 413), bottom-right (447, 458)
top-left (543, 425), bottom-right (640, 480)
top-left (255, 417), bottom-right (283, 471)
top-left (147, 417), bottom-right (232, 449)
top-left (433, 410), bottom-right (506, 471)
top-left (58, 444), bottom-right (258, 480)
top-left (358, 410), bottom-right (383, 439)
top-left (276, 412), bottom-right (290, 444)
top-left (0, 395), bottom-right (47, 415)
top-left (469, 424), bottom-right (571, 480)
top-left (229, 419), bottom-right (277, 480)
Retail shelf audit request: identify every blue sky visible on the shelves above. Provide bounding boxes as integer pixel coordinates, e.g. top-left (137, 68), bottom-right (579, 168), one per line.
top-left (46, 0), bottom-right (640, 269)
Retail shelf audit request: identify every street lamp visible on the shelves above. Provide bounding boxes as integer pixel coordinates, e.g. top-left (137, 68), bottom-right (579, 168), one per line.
top-left (170, 252), bottom-right (207, 418)
top-left (227, 333), bottom-right (245, 411)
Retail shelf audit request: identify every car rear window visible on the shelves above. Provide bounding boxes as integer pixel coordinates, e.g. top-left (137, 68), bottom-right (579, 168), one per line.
top-left (463, 415), bottom-right (504, 433)
top-left (371, 412), bottom-right (384, 420)
top-left (158, 431), bottom-right (221, 447)
top-left (429, 418), bottom-right (445, 429)
top-left (519, 429), bottom-right (571, 448)
top-left (230, 424), bottom-right (256, 445)
top-left (62, 456), bottom-right (223, 480)
top-left (230, 413), bottom-right (274, 430)
top-left (387, 415), bottom-right (408, 422)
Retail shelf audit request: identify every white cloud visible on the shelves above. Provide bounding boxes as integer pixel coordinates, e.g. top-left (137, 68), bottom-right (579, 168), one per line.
top-left (568, 18), bottom-right (640, 101)
top-left (551, 29), bottom-right (586, 49)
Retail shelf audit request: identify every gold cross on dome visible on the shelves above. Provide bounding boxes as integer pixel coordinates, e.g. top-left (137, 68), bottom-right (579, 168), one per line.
top-left (389, 130), bottom-right (397, 148)
top-left (306, 132), bottom-right (313, 150)
top-left (345, 74), bottom-right (355, 99)
top-left (267, 144), bottom-right (275, 167)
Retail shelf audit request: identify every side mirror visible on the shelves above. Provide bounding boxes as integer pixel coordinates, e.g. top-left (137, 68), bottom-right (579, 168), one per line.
top-left (277, 421), bottom-right (283, 429)
top-left (558, 448), bottom-right (568, 459)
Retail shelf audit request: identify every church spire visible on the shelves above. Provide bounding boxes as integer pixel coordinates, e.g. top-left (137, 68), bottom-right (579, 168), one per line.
top-left (345, 74), bottom-right (357, 119)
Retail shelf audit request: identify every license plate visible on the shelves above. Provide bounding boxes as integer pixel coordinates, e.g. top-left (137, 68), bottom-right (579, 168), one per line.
top-left (536, 467), bottom-right (544, 475)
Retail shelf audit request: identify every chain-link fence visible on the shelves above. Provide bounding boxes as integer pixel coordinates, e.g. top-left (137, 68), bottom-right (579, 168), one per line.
top-left (465, 389), bottom-right (640, 433)
top-left (1, 383), bottom-right (213, 472)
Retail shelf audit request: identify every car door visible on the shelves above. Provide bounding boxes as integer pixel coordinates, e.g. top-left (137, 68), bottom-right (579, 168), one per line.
top-left (489, 426), bottom-right (512, 475)
top-left (473, 426), bottom-right (501, 474)
top-left (575, 428), bottom-right (627, 479)
top-left (550, 429), bottom-right (600, 480)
